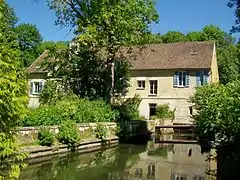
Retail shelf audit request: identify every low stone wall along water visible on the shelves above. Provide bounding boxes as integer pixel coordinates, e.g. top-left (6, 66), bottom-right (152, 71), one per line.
top-left (18, 120), bottom-right (173, 145)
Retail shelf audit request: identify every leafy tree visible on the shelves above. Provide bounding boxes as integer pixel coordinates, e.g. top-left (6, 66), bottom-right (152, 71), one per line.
top-left (39, 80), bottom-right (65, 105)
top-left (43, 44), bottom-right (131, 100)
top-left (15, 23), bottom-right (43, 67)
top-left (0, 0), bottom-right (28, 178)
top-left (186, 31), bottom-right (203, 42)
top-left (228, 0), bottom-right (240, 33)
top-left (135, 33), bottom-right (162, 45)
top-left (190, 81), bottom-right (240, 149)
top-left (37, 41), bottom-right (69, 55)
top-left (161, 31), bottom-right (186, 43)
top-left (47, 0), bottom-right (159, 102)
top-left (217, 45), bottom-right (239, 84)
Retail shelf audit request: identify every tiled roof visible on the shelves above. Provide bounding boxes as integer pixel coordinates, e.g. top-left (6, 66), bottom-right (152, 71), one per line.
top-left (28, 50), bottom-right (49, 73)
top-left (120, 41), bottom-right (214, 70)
top-left (28, 41), bottom-right (214, 73)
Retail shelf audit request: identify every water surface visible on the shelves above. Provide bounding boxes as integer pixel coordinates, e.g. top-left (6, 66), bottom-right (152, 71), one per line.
top-left (20, 139), bottom-right (210, 180)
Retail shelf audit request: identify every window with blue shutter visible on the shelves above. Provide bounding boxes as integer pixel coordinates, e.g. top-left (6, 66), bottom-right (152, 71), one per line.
top-left (173, 72), bottom-right (178, 88)
top-left (203, 71), bottom-right (209, 85)
top-left (174, 71), bottom-right (190, 88)
top-left (39, 81), bottom-right (43, 92)
top-left (196, 72), bottom-right (201, 86)
top-left (186, 71), bottom-right (190, 87)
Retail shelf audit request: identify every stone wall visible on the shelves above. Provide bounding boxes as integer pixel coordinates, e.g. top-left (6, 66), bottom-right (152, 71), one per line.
top-left (18, 122), bottom-right (117, 145)
top-left (18, 120), bottom-right (173, 145)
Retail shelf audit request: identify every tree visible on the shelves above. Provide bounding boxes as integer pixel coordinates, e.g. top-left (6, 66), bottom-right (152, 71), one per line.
top-left (43, 43), bottom-right (131, 100)
top-left (186, 31), bottom-right (203, 42)
top-left (47, 0), bottom-right (159, 102)
top-left (135, 33), bottom-right (162, 45)
top-left (0, 0), bottom-right (28, 178)
top-left (161, 31), bottom-right (186, 43)
top-left (37, 41), bottom-right (69, 55)
top-left (15, 23), bottom-right (43, 67)
top-left (228, 0), bottom-right (240, 33)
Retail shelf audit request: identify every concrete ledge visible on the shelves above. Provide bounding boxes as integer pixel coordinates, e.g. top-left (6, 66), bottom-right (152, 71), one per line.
top-left (22, 136), bottom-right (119, 160)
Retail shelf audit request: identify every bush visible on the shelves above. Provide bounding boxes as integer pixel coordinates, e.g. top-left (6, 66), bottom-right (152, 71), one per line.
top-left (155, 104), bottom-right (175, 120)
top-left (57, 121), bottom-right (80, 150)
top-left (112, 94), bottom-right (142, 121)
top-left (37, 127), bottom-right (55, 147)
top-left (23, 98), bottom-right (116, 126)
top-left (190, 81), bottom-right (240, 146)
top-left (39, 80), bottom-right (65, 105)
top-left (95, 124), bottom-right (108, 140)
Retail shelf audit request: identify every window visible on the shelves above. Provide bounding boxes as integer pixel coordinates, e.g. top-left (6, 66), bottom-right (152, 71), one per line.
top-left (196, 71), bottom-right (209, 86)
top-left (30, 81), bottom-right (43, 95)
top-left (149, 103), bottom-right (157, 117)
top-left (137, 80), bottom-right (145, 89)
top-left (149, 80), bottom-right (157, 95)
top-left (173, 71), bottom-right (190, 88)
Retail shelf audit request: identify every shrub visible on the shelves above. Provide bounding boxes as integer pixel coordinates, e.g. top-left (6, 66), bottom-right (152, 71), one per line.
top-left (57, 121), bottom-right (80, 151)
top-left (95, 124), bottom-right (108, 140)
top-left (23, 98), bottom-right (116, 126)
top-left (112, 94), bottom-right (142, 121)
top-left (37, 127), bottom-right (55, 147)
top-left (155, 104), bottom-right (175, 120)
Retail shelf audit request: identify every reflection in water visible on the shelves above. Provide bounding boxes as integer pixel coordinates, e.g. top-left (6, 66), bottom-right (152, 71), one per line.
top-left (20, 135), bottom-right (210, 180)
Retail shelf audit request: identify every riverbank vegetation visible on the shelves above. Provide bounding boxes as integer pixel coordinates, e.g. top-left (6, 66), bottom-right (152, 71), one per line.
top-left (23, 97), bottom-right (117, 126)
top-left (190, 81), bottom-right (240, 178)
top-left (0, 2), bottom-right (29, 179)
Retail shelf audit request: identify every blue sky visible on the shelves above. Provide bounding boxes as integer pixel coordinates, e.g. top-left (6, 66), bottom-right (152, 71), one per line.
top-left (7, 0), bottom-right (237, 41)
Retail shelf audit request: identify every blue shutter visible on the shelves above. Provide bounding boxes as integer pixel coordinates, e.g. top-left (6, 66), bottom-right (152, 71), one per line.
top-left (185, 71), bottom-right (190, 87)
top-left (39, 81), bottom-right (43, 92)
top-left (30, 82), bottom-right (33, 95)
top-left (173, 72), bottom-right (179, 88)
top-left (196, 72), bottom-right (201, 87)
top-left (203, 71), bottom-right (209, 85)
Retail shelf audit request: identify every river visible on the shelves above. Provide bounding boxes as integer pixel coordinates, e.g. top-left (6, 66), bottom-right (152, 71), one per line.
top-left (20, 135), bottom-right (212, 180)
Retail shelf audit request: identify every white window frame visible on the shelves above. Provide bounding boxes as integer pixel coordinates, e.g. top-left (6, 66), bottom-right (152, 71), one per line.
top-left (178, 71), bottom-right (187, 87)
top-left (30, 80), bottom-right (44, 95)
top-left (149, 80), bottom-right (157, 95)
top-left (137, 80), bottom-right (145, 89)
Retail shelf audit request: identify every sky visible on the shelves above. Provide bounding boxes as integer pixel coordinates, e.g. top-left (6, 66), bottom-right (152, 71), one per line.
top-left (7, 0), bottom-right (238, 41)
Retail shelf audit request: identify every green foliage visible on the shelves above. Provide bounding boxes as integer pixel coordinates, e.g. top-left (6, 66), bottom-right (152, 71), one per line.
top-left (228, 0), bottom-right (240, 33)
top-left (0, 1), bottom-right (30, 179)
top-left (47, 0), bottom-right (159, 102)
top-left (0, 133), bottom-right (28, 179)
top-left (155, 104), bottom-right (175, 120)
top-left (186, 31), bottom-right (203, 42)
top-left (37, 41), bottom-right (69, 55)
top-left (190, 81), bottom-right (240, 147)
top-left (161, 31), bottom-right (186, 43)
top-left (135, 33), bottom-right (162, 45)
top-left (95, 124), bottom-right (108, 141)
top-left (23, 98), bottom-right (116, 126)
top-left (43, 45), bottom-right (131, 100)
top-left (112, 94), bottom-right (142, 121)
top-left (37, 127), bottom-right (55, 147)
top-left (57, 121), bottom-right (80, 150)
top-left (39, 80), bottom-right (65, 105)
top-left (15, 23), bottom-right (43, 67)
